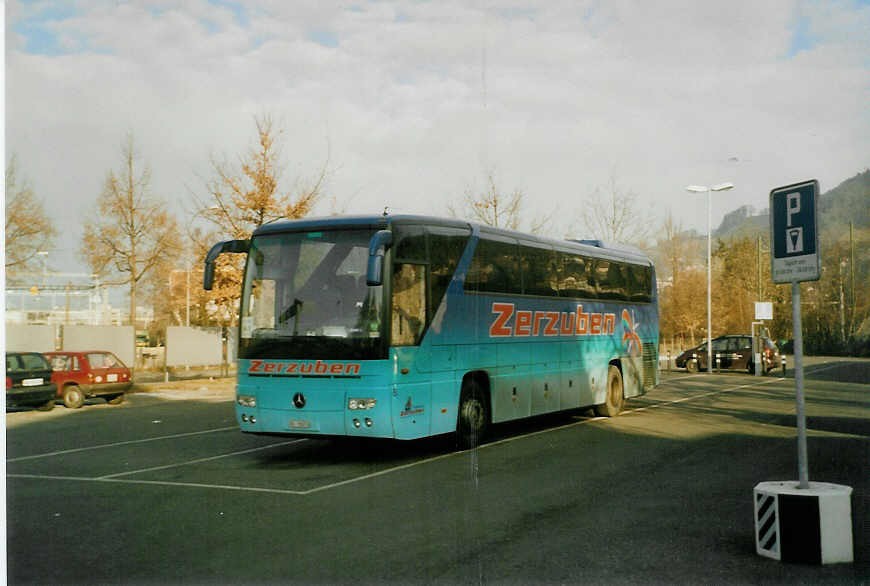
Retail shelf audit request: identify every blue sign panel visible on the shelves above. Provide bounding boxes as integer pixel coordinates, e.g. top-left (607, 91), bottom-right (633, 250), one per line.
top-left (769, 180), bottom-right (820, 283)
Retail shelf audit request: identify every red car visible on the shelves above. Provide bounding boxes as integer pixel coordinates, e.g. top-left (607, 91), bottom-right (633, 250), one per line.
top-left (45, 351), bottom-right (132, 409)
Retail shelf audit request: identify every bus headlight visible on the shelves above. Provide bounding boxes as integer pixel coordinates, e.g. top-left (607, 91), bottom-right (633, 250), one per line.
top-left (237, 395), bottom-right (257, 408)
top-left (348, 398), bottom-right (377, 410)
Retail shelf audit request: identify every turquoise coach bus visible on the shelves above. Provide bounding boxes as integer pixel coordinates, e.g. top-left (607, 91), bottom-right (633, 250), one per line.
top-left (204, 214), bottom-right (659, 447)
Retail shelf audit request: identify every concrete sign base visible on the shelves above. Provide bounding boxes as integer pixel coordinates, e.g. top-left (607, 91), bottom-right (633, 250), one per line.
top-left (754, 481), bottom-right (853, 564)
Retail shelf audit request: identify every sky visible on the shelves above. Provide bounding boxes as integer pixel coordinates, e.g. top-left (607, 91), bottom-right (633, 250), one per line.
top-left (5, 0), bottom-right (870, 276)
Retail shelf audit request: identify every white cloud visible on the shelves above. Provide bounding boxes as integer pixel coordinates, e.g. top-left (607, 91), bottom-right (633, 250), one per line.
top-left (5, 0), bottom-right (869, 273)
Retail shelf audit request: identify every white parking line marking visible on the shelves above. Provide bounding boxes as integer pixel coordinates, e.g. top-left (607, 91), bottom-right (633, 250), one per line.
top-left (626, 377), bottom-right (782, 414)
top-left (803, 362), bottom-right (847, 375)
top-left (7, 474), bottom-right (310, 496)
top-left (8, 375), bottom-right (788, 497)
top-left (300, 451), bottom-right (459, 495)
top-left (99, 440), bottom-right (304, 479)
top-left (6, 426), bottom-right (238, 463)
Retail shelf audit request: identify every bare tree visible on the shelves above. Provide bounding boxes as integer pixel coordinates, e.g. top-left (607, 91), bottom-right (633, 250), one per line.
top-left (80, 134), bottom-right (182, 326)
top-left (580, 174), bottom-right (651, 246)
top-left (192, 114), bottom-right (329, 326)
top-left (4, 156), bottom-right (57, 276)
top-left (659, 267), bottom-right (706, 348)
top-left (658, 212), bottom-right (691, 286)
top-left (199, 115), bottom-right (327, 237)
top-left (449, 172), bottom-right (524, 229)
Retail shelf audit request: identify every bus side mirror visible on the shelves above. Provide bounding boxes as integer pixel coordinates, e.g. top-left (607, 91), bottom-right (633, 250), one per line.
top-left (203, 239), bottom-right (250, 290)
top-left (366, 230), bottom-right (392, 286)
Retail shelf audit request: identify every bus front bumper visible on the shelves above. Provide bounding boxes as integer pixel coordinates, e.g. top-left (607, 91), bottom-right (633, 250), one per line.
top-left (236, 405), bottom-right (393, 439)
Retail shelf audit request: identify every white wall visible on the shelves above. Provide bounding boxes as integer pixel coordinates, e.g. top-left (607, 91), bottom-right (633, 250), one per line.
top-left (4, 324), bottom-right (57, 352)
top-left (63, 325), bottom-right (136, 366)
top-left (166, 326), bottom-right (223, 367)
top-left (6, 323), bottom-right (230, 370)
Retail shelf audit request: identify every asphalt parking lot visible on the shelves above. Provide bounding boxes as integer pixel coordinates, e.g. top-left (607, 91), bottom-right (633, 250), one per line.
top-left (5, 358), bottom-right (869, 585)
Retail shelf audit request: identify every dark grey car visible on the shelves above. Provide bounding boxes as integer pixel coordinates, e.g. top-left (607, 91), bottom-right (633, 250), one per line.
top-left (6, 352), bottom-right (57, 411)
top-left (675, 335), bottom-right (780, 374)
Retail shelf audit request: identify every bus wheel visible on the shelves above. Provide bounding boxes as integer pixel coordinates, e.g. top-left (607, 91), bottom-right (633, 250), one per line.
top-left (63, 385), bottom-right (85, 409)
top-left (594, 365), bottom-right (624, 417)
top-left (686, 359), bottom-right (699, 374)
top-left (457, 379), bottom-right (489, 449)
top-left (106, 394), bottom-right (125, 405)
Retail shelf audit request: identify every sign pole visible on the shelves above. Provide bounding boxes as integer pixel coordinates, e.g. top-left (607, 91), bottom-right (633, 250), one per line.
top-left (791, 281), bottom-right (809, 488)
top-left (770, 178), bottom-right (820, 489)
top-left (757, 179), bottom-right (853, 565)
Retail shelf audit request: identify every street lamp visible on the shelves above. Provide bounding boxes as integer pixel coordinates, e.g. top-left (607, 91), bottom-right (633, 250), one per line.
top-left (36, 250), bottom-right (49, 287)
top-left (169, 267), bottom-right (191, 327)
top-left (686, 182), bottom-right (734, 374)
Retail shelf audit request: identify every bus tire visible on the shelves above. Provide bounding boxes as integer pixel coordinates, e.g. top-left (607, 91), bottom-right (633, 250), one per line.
top-left (594, 364), bottom-right (624, 417)
top-left (457, 379), bottom-right (489, 449)
top-left (686, 359), bottom-right (699, 374)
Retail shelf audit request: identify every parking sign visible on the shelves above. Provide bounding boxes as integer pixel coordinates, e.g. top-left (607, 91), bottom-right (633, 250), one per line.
top-left (770, 180), bottom-right (820, 283)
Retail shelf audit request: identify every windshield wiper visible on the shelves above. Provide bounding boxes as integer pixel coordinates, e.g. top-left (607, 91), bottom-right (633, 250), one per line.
top-left (278, 298), bottom-right (304, 335)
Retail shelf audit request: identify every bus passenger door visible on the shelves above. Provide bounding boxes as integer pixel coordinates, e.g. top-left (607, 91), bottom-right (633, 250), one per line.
top-left (391, 262), bottom-right (432, 439)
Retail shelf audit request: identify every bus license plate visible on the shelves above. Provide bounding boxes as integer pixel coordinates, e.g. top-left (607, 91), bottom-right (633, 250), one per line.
top-left (107, 374), bottom-right (118, 382)
top-left (22, 378), bottom-right (43, 387)
top-left (289, 419), bottom-right (311, 429)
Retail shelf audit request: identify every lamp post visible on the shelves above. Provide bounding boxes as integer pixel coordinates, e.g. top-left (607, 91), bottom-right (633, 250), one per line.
top-left (36, 250), bottom-right (49, 287)
top-left (686, 182), bottom-right (734, 373)
top-left (169, 267), bottom-right (191, 327)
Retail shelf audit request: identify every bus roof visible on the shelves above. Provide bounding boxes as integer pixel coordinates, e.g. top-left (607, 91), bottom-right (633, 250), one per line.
top-left (253, 214), bottom-right (653, 266)
top-left (253, 213), bottom-right (469, 236)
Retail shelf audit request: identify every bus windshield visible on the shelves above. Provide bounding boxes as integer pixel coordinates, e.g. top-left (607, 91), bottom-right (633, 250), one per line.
top-left (239, 228), bottom-right (385, 360)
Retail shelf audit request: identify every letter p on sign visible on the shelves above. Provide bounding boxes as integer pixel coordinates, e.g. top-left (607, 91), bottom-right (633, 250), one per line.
top-left (786, 193), bottom-right (801, 227)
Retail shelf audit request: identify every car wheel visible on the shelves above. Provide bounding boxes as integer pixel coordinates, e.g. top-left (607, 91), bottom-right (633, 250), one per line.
top-left (686, 359), bottom-right (699, 374)
top-left (63, 385), bottom-right (85, 409)
top-left (457, 379), bottom-right (489, 449)
top-left (594, 364), bottom-right (625, 417)
top-left (106, 394), bottom-right (125, 405)
top-left (36, 398), bottom-right (55, 411)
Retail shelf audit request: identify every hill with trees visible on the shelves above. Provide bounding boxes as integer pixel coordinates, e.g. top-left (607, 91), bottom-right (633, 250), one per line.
top-left (656, 169), bottom-right (869, 357)
top-left (715, 169), bottom-right (870, 239)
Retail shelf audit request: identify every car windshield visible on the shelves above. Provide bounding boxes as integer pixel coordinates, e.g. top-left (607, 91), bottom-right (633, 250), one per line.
top-left (239, 228), bottom-right (385, 360)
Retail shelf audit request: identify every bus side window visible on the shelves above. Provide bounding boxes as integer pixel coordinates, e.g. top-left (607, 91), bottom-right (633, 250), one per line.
top-left (394, 226), bottom-right (427, 261)
top-left (428, 227), bottom-right (470, 314)
top-left (608, 262), bottom-right (627, 299)
top-left (520, 244), bottom-right (558, 297)
top-left (392, 263), bottom-right (427, 346)
top-left (593, 261), bottom-right (611, 298)
top-left (630, 265), bottom-right (652, 302)
top-left (465, 238), bottom-right (521, 295)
